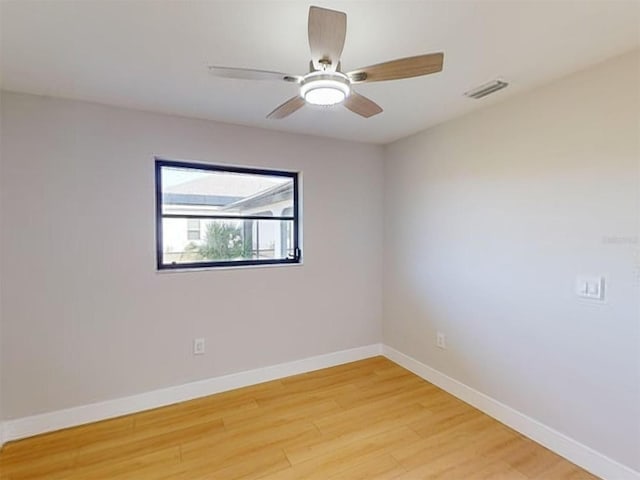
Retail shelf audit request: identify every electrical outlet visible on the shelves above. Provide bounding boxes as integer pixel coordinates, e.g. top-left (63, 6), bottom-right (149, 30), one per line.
top-left (193, 338), bottom-right (205, 355)
top-left (436, 332), bottom-right (446, 349)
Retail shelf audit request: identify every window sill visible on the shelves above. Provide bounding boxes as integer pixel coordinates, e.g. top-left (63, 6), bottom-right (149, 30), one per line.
top-left (156, 261), bottom-right (304, 274)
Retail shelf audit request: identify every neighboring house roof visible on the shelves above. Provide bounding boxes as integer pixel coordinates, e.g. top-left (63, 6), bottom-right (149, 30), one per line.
top-left (164, 171), bottom-right (291, 211)
top-left (165, 172), bottom-right (287, 197)
top-left (162, 193), bottom-right (241, 207)
top-left (222, 182), bottom-right (292, 212)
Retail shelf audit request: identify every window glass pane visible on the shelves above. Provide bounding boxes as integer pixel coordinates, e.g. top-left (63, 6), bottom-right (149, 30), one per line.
top-left (162, 218), bottom-right (294, 265)
top-left (161, 165), bottom-right (294, 218)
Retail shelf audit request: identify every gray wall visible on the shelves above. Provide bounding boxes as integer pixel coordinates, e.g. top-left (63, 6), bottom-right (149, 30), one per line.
top-left (383, 50), bottom-right (640, 470)
top-left (0, 92), bottom-right (384, 419)
top-left (0, 91), bottom-right (4, 441)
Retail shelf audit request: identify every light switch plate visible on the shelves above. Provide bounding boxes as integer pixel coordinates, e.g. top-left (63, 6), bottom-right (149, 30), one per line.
top-left (575, 276), bottom-right (605, 301)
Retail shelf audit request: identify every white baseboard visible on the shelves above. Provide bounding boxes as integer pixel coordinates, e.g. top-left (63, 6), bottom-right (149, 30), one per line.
top-left (382, 345), bottom-right (640, 480)
top-left (2, 343), bottom-right (383, 443)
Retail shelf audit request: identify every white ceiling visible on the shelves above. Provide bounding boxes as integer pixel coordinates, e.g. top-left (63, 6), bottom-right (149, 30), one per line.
top-left (1, 1), bottom-right (639, 144)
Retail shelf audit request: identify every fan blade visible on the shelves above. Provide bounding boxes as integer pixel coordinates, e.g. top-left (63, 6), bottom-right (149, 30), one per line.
top-left (344, 92), bottom-right (383, 118)
top-left (308, 6), bottom-right (347, 71)
top-left (209, 66), bottom-right (300, 83)
top-left (347, 53), bottom-right (444, 83)
top-left (267, 96), bottom-right (306, 120)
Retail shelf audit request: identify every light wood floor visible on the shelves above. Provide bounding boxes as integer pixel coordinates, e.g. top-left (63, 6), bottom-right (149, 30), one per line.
top-left (0, 357), bottom-right (599, 480)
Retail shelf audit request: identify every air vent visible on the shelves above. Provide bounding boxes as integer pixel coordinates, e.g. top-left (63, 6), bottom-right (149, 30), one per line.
top-left (464, 80), bottom-right (509, 99)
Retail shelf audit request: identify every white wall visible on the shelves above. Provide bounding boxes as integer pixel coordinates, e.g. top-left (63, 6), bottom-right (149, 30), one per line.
top-left (0, 92), bottom-right (384, 420)
top-left (0, 90), bottom-right (4, 444)
top-left (383, 50), bottom-right (640, 471)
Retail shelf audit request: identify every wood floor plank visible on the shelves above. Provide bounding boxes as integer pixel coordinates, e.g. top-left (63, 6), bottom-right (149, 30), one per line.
top-left (223, 397), bottom-right (340, 430)
top-left (326, 453), bottom-right (407, 479)
top-left (74, 417), bottom-right (225, 468)
top-left (261, 426), bottom-right (421, 480)
top-left (183, 447), bottom-right (291, 480)
top-left (0, 357), bottom-right (599, 479)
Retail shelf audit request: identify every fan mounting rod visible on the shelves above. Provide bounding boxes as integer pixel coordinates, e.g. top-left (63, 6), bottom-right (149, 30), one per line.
top-left (299, 71), bottom-right (351, 106)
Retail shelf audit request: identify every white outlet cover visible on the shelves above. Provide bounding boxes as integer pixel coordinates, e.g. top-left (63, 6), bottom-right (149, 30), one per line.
top-left (193, 338), bottom-right (205, 355)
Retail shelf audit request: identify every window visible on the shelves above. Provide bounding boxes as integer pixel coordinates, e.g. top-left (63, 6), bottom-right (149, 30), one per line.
top-left (186, 219), bottom-right (201, 240)
top-left (155, 159), bottom-right (300, 270)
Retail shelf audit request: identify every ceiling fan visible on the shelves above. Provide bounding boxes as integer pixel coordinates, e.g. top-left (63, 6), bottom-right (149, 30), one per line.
top-left (208, 6), bottom-right (444, 119)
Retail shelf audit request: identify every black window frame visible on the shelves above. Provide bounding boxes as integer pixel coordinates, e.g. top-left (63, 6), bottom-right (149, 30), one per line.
top-left (155, 158), bottom-right (301, 270)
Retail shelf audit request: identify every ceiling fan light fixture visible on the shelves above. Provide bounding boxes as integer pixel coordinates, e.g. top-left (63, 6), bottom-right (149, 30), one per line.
top-left (300, 72), bottom-right (351, 106)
